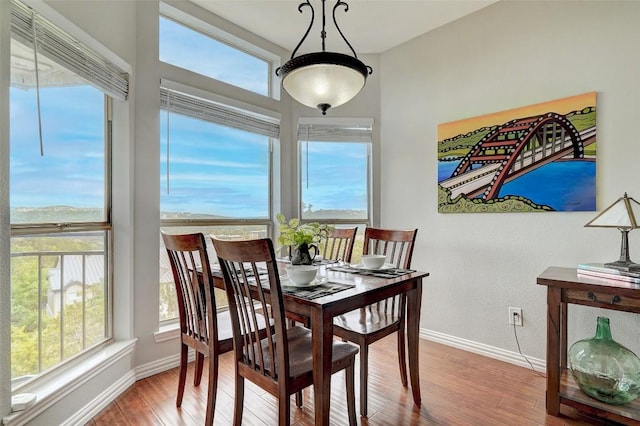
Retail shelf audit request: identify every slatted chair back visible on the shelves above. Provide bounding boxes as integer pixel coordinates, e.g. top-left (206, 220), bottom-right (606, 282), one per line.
top-left (213, 238), bottom-right (288, 390)
top-left (163, 232), bottom-right (217, 359)
top-left (321, 227), bottom-right (358, 263)
top-left (363, 227), bottom-right (417, 320)
top-left (161, 232), bottom-right (222, 425)
top-left (363, 227), bottom-right (417, 269)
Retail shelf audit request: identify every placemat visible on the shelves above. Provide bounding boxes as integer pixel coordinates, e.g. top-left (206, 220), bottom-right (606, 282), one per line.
top-left (282, 281), bottom-right (354, 300)
top-left (327, 265), bottom-right (415, 278)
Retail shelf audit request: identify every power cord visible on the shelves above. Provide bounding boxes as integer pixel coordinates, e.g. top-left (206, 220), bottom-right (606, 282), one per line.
top-left (512, 315), bottom-right (545, 377)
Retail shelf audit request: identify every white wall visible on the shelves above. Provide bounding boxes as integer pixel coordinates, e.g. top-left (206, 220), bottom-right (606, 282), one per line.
top-left (380, 0), bottom-right (640, 361)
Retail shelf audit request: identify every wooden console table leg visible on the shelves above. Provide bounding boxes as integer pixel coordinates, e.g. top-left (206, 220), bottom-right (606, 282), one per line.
top-left (560, 302), bottom-right (568, 370)
top-left (546, 287), bottom-right (562, 415)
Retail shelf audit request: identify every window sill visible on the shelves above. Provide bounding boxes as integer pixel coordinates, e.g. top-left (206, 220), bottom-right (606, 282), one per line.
top-left (3, 339), bottom-right (137, 426)
top-left (154, 322), bottom-right (180, 343)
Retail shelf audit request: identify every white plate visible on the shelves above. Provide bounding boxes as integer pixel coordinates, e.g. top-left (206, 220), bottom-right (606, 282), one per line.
top-left (283, 276), bottom-right (328, 288)
top-left (350, 263), bottom-right (396, 271)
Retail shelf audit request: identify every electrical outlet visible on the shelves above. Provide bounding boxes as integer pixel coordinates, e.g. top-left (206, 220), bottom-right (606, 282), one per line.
top-left (509, 307), bottom-right (523, 326)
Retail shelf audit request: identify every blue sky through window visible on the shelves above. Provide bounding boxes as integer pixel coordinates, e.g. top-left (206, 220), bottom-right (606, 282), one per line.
top-left (159, 16), bottom-right (269, 96)
top-left (9, 14), bottom-right (370, 222)
top-left (301, 141), bottom-right (368, 219)
top-left (9, 84), bottom-right (105, 221)
top-left (160, 112), bottom-right (270, 218)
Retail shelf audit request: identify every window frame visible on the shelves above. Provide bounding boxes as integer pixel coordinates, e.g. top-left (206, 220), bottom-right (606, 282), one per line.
top-left (159, 2), bottom-right (280, 100)
top-left (296, 118), bottom-right (374, 227)
top-left (9, 95), bottom-right (114, 391)
top-left (159, 80), bottom-right (277, 227)
top-left (5, 0), bottom-right (131, 392)
top-left (157, 3), bottom-right (282, 325)
top-left (157, 86), bottom-right (278, 325)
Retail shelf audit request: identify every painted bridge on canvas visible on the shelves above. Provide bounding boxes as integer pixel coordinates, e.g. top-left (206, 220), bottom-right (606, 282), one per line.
top-left (439, 113), bottom-right (596, 200)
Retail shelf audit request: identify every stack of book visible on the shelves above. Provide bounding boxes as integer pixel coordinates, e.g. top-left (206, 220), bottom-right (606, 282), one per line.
top-left (577, 263), bottom-right (640, 284)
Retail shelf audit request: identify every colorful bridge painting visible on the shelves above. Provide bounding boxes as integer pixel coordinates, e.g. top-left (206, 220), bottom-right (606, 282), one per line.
top-left (437, 92), bottom-right (596, 213)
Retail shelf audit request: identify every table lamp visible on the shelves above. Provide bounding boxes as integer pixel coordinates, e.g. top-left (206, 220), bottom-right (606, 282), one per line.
top-left (584, 193), bottom-right (640, 271)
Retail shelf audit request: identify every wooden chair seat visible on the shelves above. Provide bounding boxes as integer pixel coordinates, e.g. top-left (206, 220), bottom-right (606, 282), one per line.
top-left (334, 306), bottom-right (402, 338)
top-left (249, 326), bottom-right (359, 379)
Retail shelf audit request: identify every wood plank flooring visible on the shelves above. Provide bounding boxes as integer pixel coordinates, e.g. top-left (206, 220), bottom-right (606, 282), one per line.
top-left (88, 337), bottom-right (618, 425)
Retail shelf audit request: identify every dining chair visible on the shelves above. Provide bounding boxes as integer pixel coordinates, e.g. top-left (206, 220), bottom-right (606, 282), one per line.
top-left (162, 232), bottom-right (269, 425)
top-left (211, 237), bottom-right (359, 426)
top-left (321, 226), bottom-right (358, 263)
top-left (332, 227), bottom-right (418, 417)
top-left (286, 226), bottom-right (359, 330)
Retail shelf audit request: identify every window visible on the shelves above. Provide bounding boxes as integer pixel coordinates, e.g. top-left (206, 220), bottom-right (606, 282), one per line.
top-left (158, 5), bottom-right (280, 323)
top-left (8, 0), bottom-right (127, 389)
top-left (159, 84), bottom-right (278, 322)
top-left (297, 119), bottom-right (373, 263)
top-left (298, 119), bottom-right (373, 223)
top-left (159, 8), bottom-right (273, 97)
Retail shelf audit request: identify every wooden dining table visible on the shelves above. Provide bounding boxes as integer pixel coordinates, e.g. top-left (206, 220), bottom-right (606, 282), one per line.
top-left (210, 262), bottom-right (429, 426)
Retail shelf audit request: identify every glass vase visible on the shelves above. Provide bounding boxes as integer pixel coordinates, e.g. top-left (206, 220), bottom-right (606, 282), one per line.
top-left (568, 316), bottom-right (640, 405)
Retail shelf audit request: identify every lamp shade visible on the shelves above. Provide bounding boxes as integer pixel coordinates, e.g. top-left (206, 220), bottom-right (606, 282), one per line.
top-left (585, 193), bottom-right (640, 229)
top-left (279, 52), bottom-right (368, 115)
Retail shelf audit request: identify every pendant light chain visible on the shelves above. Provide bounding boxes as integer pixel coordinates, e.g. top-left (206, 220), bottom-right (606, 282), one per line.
top-left (320, 0), bottom-right (326, 52)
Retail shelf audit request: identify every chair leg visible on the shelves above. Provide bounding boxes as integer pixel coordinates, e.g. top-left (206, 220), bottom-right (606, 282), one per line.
top-left (346, 361), bottom-right (357, 426)
top-left (205, 352), bottom-right (219, 425)
top-left (295, 390), bottom-right (303, 408)
top-left (194, 352), bottom-right (204, 386)
top-left (278, 389), bottom-right (291, 426)
top-left (397, 328), bottom-right (408, 387)
top-left (233, 376), bottom-right (245, 426)
top-left (359, 343), bottom-right (368, 417)
top-left (176, 344), bottom-right (188, 407)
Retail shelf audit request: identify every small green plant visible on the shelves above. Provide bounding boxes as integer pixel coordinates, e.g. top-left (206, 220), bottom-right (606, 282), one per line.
top-left (276, 213), bottom-right (332, 248)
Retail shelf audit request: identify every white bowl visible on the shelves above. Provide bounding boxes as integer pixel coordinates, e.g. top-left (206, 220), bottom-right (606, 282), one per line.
top-left (286, 265), bottom-right (319, 285)
top-left (361, 254), bottom-right (387, 269)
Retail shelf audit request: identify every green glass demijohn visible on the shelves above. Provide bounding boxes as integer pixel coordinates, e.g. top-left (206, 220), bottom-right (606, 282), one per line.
top-left (568, 316), bottom-right (640, 404)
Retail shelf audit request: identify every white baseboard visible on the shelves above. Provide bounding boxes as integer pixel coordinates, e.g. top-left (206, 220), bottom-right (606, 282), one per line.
top-left (135, 350), bottom-right (195, 380)
top-left (3, 339), bottom-right (136, 426)
top-left (61, 371), bottom-right (135, 426)
top-left (422, 328), bottom-right (546, 373)
top-left (62, 349), bottom-right (194, 425)
top-left (56, 330), bottom-right (544, 426)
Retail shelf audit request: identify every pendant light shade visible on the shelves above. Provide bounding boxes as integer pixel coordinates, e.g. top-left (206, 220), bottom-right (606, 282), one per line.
top-left (276, 0), bottom-right (372, 115)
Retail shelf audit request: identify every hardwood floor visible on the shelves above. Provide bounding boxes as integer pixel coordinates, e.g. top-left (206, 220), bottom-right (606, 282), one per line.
top-left (88, 337), bottom-right (616, 425)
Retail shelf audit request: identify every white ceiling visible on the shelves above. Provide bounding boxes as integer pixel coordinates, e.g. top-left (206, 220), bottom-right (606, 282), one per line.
top-left (190, 0), bottom-right (500, 54)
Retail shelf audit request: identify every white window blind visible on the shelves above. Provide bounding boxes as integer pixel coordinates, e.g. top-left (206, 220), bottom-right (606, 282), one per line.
top-left (160, 87), bottom-right (280, 139)
top-left (10, 0), bottom-right (129, 100)
top-left (298, 118), bottom-right (373, 142)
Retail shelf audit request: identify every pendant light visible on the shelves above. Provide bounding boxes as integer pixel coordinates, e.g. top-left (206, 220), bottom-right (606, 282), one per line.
top-left (276, 0), bottom-right (372, 115)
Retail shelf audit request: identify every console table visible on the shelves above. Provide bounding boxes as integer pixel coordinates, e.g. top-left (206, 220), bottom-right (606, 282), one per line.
top-left (537, 266), bottom-right (640, 425)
